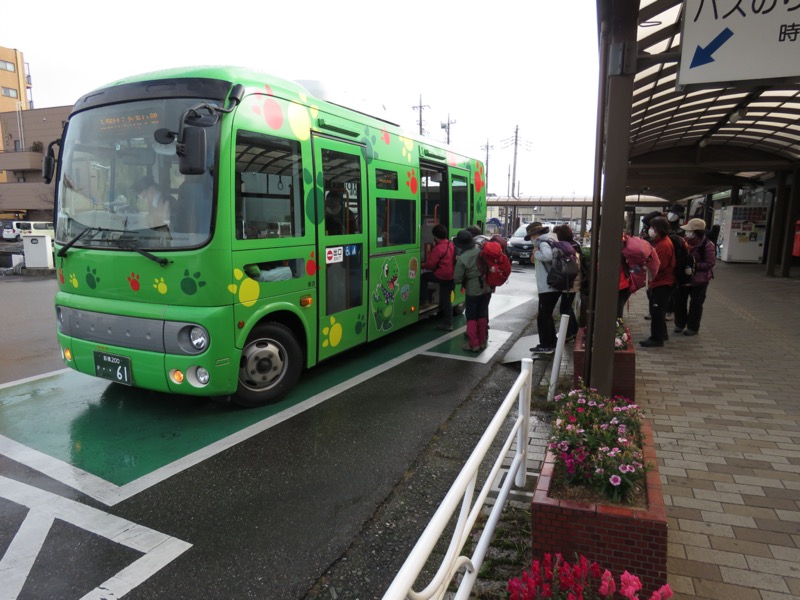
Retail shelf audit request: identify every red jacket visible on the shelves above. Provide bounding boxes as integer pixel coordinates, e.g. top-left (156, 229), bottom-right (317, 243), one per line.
top-left (422, 238), bottom-right (455, 280)
top-left (649, 235), bottom-right (675, 288)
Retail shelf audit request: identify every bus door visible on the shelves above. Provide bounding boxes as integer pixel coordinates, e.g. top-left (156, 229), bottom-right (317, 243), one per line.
top-left (449, 168), bottom-right (471, 231)
top-left (314, 137), bottom-right (369, 360)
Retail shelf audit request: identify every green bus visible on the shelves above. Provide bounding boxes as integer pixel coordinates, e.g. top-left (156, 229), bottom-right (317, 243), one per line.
top-left (46, 66), bottom-right (486, 407)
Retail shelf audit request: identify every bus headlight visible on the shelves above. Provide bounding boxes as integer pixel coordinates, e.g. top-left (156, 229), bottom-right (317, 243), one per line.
top-left (195, 367), bottom-right (210, 385)
top-left (189, 326), bottom-right (208, 351)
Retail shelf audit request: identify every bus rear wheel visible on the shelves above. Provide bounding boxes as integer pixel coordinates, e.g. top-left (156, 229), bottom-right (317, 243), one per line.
top-left (235, 322), bottom-right (302, 408)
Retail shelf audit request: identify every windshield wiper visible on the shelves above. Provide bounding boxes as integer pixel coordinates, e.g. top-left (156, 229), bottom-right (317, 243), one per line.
top-left (56, 226), bottom-right (104, 258)
top-left (117, 238), bottom-right (169, 266)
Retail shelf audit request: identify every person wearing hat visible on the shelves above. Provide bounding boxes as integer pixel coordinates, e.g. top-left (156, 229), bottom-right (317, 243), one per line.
top-left (453, 229), bottom-right (491, 352)
top-left (673, 217), bottom-right (716, 336)
top-left (525, 222), bottom-right (560, 354)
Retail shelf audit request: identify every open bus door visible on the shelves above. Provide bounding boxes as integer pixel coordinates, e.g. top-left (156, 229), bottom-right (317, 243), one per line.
top-left (314, 137), bottom-right (369, 360)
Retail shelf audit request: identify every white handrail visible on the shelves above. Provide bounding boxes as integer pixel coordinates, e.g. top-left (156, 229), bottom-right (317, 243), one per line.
top-left (383, 358), bottom-right (533, 600)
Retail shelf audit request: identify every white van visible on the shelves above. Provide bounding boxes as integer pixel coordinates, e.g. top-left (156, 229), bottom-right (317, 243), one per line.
top-left (2, 221), bottom-right (54, 242)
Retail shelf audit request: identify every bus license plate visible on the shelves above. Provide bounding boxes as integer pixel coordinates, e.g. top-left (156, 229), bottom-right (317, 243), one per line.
top-left (93, 351), bottom-right (133, 385)
top-left (520, 252), bottom-right (530, 259)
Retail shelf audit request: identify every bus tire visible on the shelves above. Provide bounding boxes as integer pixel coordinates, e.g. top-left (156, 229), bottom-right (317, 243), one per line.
top-left (453, 302), bottom-right (465, 316)
top-left (235, 322), bottom-right (302, 408)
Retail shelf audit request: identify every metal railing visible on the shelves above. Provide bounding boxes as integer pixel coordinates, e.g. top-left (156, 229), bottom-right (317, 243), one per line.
top-left (383, 357), bottom-right (533, 600)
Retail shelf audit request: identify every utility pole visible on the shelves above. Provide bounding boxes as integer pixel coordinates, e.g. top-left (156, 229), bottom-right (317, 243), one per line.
top-left (511, 125), bottom-right (519, 198)
top-left (412, 95), bottom-right (430, 136)
top-left (481, 138), bottom-right (493, 190)
top-left (440, 114), bottom-right (456, 144)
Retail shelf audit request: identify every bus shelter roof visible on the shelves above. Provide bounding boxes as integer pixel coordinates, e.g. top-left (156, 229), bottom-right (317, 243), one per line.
top-left (602, 0), bottom-right (800, 203)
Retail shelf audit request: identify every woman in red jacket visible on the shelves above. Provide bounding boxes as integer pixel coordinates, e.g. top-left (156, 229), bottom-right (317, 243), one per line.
top-left (421, 223), bottom-right (456, 331)
top-left (641, 216), bottom-right (675, 348)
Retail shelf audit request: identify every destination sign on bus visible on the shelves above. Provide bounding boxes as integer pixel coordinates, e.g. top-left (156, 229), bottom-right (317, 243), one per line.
top-left (99, 112), bottom-right (161, 132)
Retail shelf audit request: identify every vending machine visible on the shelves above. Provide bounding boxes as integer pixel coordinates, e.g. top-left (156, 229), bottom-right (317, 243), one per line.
top-left (718, 205), bottom-right (768, 263)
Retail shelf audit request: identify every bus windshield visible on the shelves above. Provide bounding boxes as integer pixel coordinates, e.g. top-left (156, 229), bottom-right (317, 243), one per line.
top-left (55, 98), bottom-right (218, 250)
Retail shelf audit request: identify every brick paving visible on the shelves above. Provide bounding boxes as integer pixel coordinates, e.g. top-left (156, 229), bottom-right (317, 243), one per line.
top-left (623, 262), bottom-right (800, 599)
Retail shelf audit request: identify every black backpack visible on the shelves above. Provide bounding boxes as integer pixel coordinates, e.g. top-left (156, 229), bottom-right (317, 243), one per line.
top-left (668, 233), bottom-right (695, 285)
top-left (543, 240), bottom-right (580, 291)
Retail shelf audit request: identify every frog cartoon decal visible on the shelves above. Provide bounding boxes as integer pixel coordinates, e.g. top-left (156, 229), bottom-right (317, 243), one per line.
top-left (371, 256), bottom-right (400, 331)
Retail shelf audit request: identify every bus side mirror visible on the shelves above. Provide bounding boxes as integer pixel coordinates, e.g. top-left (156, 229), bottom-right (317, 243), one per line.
top-left (178, 126), bottom-right (207, 175)
top-left (42, 155), bottom-right (55, 184)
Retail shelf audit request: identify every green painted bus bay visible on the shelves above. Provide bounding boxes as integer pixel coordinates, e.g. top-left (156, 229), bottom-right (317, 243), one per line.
top-left (46, 66), bottom-right (487, 407)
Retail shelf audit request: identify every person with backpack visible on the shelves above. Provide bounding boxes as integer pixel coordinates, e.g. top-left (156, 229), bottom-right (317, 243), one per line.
top-left (553, 224), bottom-right (582, 342)
top-left (421, 223), bottom-right (456, 331)
top-left (526, 222), bottom-right (560, 355)
top-left (674, 218), bottom-right (716, 336)
top-left (453, 229), bottom-right (491, 352)
top-left (640, 216), bottom-right (675, 348)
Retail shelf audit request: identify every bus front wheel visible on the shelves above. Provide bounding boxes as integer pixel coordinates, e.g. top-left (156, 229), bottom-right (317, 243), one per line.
top-left (235, 322), bottom-right (302, 408)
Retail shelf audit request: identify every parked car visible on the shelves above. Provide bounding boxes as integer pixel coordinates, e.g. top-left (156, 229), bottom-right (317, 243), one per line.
top-left (505, 225), bottom-right (534, 264)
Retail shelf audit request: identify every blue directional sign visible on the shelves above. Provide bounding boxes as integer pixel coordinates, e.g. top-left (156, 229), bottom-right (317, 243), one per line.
top-left (678, 0), bottom-right (800, 87)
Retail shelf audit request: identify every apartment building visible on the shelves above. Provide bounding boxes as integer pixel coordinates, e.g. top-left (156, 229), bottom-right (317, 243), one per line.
top-left (0, 45), bottom-right (70, 220)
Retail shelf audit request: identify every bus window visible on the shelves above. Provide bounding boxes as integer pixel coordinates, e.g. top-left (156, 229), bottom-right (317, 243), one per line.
top-left (452, 174), bottom-right (469, 229)
top-left (376, 198), bottom-right (416, 247)
top-left (323, 149), bottom-right (361, 236)
top-left (235, 131), bottom-right (303, 240)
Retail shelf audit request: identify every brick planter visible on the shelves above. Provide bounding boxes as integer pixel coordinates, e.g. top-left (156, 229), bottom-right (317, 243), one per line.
top-left (572, 327), bottom-right (636, 401)
top-left (531, 418), bottom-right (667, 595)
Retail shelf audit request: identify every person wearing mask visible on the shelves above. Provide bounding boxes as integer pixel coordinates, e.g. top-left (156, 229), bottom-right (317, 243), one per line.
top-left (640, 216), bottom-right (675, 348)
top-left (666, 204), bottom-right (686, 235)
top-left (453, 230), bottom-right (491, 352)
top-left (526, 222), bottom-right (560, 355)
top-left (639, 211), bottom-right (663, 242)
top-left (421, 223), bottom-right (455, 331)
top-left (552, 224), bottom-right (581, 342)
top-left (674, 218), bottom-right (716, 336)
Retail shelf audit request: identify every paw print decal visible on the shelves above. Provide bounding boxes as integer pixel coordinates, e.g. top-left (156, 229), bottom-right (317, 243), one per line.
top-left (322, 316), bottom-right (343, 348)
top-left (153, 277), bottom-right (168, 294)
top-left (69, 273), bottom-right (79, 288)
top-left (180, 269), bottom-right (206, 295)
top-left (252, 84), bottom-right (284, 130)
top-left (127, 272), bottom-right (140, 291)
top-left (58, 269), bottom-right (65, 284)
top-left (85, 266), bottom-right (100, 289)
top-left (474, 162), bottom-right (485, 193)
top-left (355, 314), bottom-right (366, 335)
top-left (406, 169), bottom-right (418, 195)
top-left (227, 268), bottom-right (259, 307)
top-left (399, 136), bottom-right (414, 163)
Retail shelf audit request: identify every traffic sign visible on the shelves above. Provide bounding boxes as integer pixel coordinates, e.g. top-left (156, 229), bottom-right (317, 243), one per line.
top-left (678, 0), bottom-right (800, 87)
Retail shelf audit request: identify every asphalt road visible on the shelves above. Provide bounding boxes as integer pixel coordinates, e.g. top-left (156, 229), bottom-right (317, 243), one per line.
top-left (0, 263), bottom-right (538, 599)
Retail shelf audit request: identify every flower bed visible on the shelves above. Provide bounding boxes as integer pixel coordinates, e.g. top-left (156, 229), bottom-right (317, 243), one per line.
top-left (572, 325), bottom-right (636, 401)
top-left (530, 388), bottom-right (667, 596)
top-left (509, 553), bottom-right (673, 600)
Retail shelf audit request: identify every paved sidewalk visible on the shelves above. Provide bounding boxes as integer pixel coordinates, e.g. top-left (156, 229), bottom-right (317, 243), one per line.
top-left (623, 262), bottom-right (800, 599)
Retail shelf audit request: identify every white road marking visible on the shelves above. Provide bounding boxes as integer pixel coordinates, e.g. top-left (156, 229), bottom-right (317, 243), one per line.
top-left (0, 476), bottom-right (191, 600)
top-left (0, 296), bottom-right (532, 506)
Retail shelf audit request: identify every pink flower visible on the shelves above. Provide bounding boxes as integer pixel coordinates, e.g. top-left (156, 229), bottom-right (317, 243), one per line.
top-left (598, 569), bottom-right (616, 597)
top-left (610, 474), bottom-right (622, 486)
top-left (649, 584), bottom-right (674, 599)
top-left (620, 571), bottom-right (642, 599)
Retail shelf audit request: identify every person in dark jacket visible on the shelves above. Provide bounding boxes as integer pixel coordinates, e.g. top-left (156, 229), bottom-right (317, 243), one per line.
top-left (421, 223), bottom-right (455, 331)
top-left (674, 218), bottom-right (716, 336)
top-left (553, 224), bottom-right (582, 342)
top-left (641, 216), bottom-right (675, 348)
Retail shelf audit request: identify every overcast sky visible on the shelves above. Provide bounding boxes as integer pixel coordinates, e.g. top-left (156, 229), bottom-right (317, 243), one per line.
top-left (2, 1), bottom-right (599, 197)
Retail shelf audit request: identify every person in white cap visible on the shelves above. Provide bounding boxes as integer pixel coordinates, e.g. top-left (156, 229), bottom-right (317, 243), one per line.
top-left (673, 218), bottom-right (716, 336)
